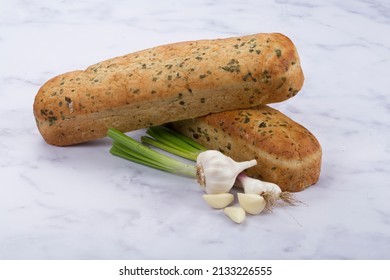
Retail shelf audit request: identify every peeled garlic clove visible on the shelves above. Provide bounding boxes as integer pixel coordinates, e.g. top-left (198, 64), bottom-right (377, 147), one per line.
top-left (237, 193), bottom-right (266, 215)
top-left (202, 193), bottom-right (234, 209)
top-left (223, 207), bottom-right (246, 224)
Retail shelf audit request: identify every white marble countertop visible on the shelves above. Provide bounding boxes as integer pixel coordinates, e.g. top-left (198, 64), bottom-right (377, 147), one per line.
top-left (1, 0), bottom-right (389, 260)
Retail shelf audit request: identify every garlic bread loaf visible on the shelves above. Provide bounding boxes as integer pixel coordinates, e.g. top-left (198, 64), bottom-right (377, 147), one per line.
top-left (33, 33), bottom-right (304, 146)
top-left (170, 105), bottom-right (321, 192)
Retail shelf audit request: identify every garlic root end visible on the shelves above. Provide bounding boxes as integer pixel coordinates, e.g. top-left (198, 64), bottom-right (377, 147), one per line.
top-left (262, 191), bottom-right (302, 211)
top-left (279, 191), bottom-right (301, 206)
top-left (261, 191), bottom-right (277, 211)
top-left (195, 164), bottom-right (205, 187)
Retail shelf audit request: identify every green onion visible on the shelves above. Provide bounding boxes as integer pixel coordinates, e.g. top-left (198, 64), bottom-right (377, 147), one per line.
top-left (141, 135), bottom-right (198, 161)
top-left (141, 126), bottom-right (206, 160)
top-left (107, 128), bottom-right (196, 178)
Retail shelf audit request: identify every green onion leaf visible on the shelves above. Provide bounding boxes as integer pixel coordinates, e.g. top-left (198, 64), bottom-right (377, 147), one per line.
top-left (107, 128), bottom-right (196, 178)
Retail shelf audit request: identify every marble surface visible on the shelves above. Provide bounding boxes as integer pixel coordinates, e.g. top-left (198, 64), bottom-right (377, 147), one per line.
top-left (1, 0), bottom-right (389, 260)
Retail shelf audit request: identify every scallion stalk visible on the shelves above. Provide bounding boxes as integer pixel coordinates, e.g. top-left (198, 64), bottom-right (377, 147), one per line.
top-left (147, 126), bottom-right (200, 153)
top-left (107, 128), bottom-right (196, 178)
top-left (141, 135), bottom-right (198, 161)
top-left (142, 126), bottom-right (206, 160)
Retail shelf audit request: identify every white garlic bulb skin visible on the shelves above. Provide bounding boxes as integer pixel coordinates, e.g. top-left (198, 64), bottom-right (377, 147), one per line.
top-left (196, 150), bottom-right (257, 194)
top-left (238, 173), bottom-right (281, 196)
top-left (236, 173), bottom-right (298, 210)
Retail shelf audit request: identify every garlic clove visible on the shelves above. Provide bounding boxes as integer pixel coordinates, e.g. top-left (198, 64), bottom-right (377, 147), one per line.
top-left (202, 193), bottom-right (234, 209)
top-left (223, 207), bottom-right (246, 224)
top-left (237, 193), bottom-right (266, 215)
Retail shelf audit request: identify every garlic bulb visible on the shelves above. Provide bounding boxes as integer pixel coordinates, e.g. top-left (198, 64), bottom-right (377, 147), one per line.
top-left (236, 173), bottom-right (298, 210)
top-left (196, 150), bottom-right (257, 194)
top-left (238, 173), bottom-right (281, 196)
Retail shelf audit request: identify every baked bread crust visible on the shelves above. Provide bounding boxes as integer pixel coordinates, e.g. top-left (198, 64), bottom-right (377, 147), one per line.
top-left (33, 33), bottom-right (304, 146)
top-left (170, 105), bottom-right (322, 192)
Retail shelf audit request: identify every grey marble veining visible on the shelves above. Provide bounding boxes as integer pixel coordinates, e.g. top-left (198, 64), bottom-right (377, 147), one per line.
top-left (1, 0), bottom-right (389, 259)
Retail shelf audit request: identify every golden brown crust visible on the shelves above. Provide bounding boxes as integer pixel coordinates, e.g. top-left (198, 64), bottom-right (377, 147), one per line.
top-left (170, 105), bottom-right (322, 192)
top-left (33, 33), bottom-right (304, 146)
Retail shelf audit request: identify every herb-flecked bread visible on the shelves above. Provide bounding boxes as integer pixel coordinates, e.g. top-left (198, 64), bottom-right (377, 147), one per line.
top-left (33, 33), bottom-right (304, 146)
top-left (170, 105), bottom-right (322, 192)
